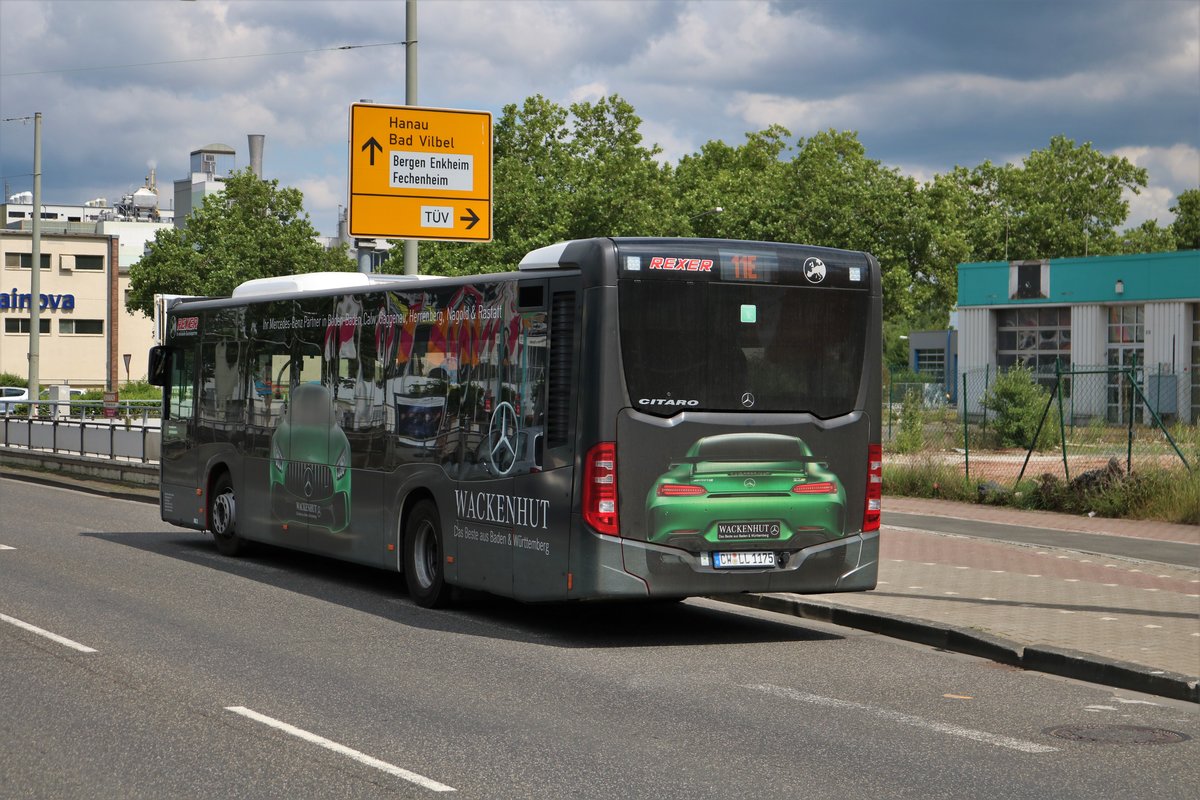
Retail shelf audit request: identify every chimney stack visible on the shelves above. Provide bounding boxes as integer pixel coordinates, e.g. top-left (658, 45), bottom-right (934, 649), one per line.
top-left (248, 134), bottom-right (265, 179)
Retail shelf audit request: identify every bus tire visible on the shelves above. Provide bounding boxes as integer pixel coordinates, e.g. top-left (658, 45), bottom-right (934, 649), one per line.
top-left (209, 471), bottom-right (246, 557)
top-left (403, 499), bottom-right (452, 608)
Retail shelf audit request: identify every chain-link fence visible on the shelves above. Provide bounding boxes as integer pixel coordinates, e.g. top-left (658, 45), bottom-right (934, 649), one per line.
top-left (884, 364), bottom-right (1197, 491)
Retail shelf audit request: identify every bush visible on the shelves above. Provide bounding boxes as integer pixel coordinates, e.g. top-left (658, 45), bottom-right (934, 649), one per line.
top-left (0, 371), bottom-right (27, 388)
top-left (886, 460), bottom-right (1199, 523)
top-left (981, 367), bottom-right (1060, 450)
top-left (893, 389), bottom-right (926, 454)
top-left (115, 380), bottom-right (161, 401)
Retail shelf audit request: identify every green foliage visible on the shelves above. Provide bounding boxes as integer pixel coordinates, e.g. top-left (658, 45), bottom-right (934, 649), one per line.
top-left (881, 461), bottom-right (974, 503)
top-left (1114, 219), bottom-right (1176, 254)
top-left (127, 169), bottom-right (354, 316)
top-left (935, 136), bottom-right (1147, 262)
top-left (893, 389), bottom-right (926, 454)
top-left (1017, 466), bottom-right (1199, 524)
top-left (885, 461), bottom-right (1198, 524)
top-left (0, 371), bottom-right (26, 388)
top-left (1170, 188), bottom-right (1200, 250)
top-left (389, 94), bottom-right (680, 277)
top-left (115, 380), bottom-right (161, 400)
top-left (981, 367), bottom-right (1061, 450)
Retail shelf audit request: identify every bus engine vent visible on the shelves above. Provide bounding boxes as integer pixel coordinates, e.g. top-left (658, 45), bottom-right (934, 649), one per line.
top-left (547, 291), bottom-right (575, 448)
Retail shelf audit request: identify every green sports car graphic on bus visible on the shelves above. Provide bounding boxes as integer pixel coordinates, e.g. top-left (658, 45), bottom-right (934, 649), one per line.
top-left (645, 433), bottom-right (846, 549)
top-left (269, 383), bottom-right (352, 532)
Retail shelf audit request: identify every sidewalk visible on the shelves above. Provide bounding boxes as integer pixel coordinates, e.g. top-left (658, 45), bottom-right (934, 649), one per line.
top-left (732, 496), bottom-right (1199, 702)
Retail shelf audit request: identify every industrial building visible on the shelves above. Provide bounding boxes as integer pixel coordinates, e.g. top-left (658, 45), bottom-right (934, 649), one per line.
top-left (956, 250), bottom-right (1200, 424)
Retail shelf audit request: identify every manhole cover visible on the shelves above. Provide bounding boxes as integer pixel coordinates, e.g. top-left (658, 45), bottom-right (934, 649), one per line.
top-left (1044, 725), bottom-right (1190, 745)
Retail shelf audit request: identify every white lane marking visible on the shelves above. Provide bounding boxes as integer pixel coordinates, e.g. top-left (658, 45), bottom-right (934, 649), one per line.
top-left (224, 706), bottom-right (455, 792)
top-left (0, 544), bottom-right (14, 550)
top-left (745, 684), bottom-right (1058, 754)
top-left (1111, 697), bottom-right (1159, 706)
top-left (0, 612), bottom-right (97, 653)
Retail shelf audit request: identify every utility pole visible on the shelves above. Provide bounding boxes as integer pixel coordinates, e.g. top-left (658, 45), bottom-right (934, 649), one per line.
top-left (28, 111), bottom-right (42, 406)
top-left (404, 0), bottom-right (419, 276)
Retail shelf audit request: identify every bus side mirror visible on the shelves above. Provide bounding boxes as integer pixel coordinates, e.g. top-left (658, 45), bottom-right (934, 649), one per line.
top-left (147, 346), bottom-right (171, 387)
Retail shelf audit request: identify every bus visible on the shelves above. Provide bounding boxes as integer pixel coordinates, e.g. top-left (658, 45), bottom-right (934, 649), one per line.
top-left (148, 237), bottom-right (882, 607)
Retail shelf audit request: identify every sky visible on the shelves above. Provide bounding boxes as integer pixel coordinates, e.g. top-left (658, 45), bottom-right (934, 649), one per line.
top-left (1, 0), bottom-right (1197, 240)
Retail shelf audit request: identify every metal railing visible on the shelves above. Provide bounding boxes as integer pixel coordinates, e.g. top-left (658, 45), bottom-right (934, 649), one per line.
top-left (1, 401), bottom-right (161, 463)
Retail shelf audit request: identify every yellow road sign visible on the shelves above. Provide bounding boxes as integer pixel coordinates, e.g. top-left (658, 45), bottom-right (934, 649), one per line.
top-left (348, 103), bottom-right (492, 241)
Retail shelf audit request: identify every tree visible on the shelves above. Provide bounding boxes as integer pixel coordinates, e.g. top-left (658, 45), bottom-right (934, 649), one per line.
top-left (676, 128), bottom-right (935, 324)
top-left (1170, 188), bottom-right (1200, 250)
top-left (672, 125), bottom-right (792, 239)
top-left (936, 137), bottom-right (1148, 261)
top-left (127, 169), bottom-right (352, 316)
top-left (388, 94), bottom-right (678, 276)
top-left (1115, 219), bottom-right (1176, 254)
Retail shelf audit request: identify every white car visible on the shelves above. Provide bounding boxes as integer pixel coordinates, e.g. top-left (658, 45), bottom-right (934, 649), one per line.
top-left (0, 386), bottom-right (30, 412)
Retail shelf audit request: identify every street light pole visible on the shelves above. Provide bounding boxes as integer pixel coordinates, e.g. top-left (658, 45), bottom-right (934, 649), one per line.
top-left (28, 111), bottom-right (42, 407)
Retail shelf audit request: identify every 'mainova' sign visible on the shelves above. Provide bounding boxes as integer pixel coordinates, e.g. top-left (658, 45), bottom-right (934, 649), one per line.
top-left (0, 289), bottom-right (76, 311)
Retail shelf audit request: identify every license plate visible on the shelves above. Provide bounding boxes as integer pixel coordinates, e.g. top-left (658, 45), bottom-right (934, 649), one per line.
top-left (717, 520), bottom-right (782, 540)
top-left (712, 551), bottom-right (776, 569)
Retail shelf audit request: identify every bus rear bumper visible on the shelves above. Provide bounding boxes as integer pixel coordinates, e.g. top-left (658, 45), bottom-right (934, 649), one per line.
top-left (568, 526), bottom-right (879, 600)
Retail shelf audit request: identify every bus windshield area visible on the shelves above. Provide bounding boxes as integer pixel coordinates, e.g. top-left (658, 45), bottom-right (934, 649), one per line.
top-left (618, 279), bottom-right (868, 418)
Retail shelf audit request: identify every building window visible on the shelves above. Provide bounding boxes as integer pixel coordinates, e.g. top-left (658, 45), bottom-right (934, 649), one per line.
top-left (74, 254), bottom-right (104, 271)
top-left (59, 319), bottom-right (104, 335)
top-left (914, 349), bottom-right (946, 382)
top-left (4, 252), bottom-right (51, 269)
top-left (1106, 305), bottom-right (1145, 423)
top-left (4, 317), bottom-right (51, 334)
top-left (995, 307), bottom-right (1071, 379)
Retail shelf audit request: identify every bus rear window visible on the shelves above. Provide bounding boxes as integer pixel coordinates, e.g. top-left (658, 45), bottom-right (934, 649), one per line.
top-left (619, 279), bottom-right (868, 418)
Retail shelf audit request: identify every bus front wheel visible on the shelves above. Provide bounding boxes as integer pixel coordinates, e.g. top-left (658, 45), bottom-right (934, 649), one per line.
top-left (209, 472), bottom-right (247, 557)
top-left (403, 499), bottom-right (452, 608)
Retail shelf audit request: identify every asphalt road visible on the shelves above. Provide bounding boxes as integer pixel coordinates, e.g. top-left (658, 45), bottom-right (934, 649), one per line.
top-left (1, 477), bottom-right (1197, 799)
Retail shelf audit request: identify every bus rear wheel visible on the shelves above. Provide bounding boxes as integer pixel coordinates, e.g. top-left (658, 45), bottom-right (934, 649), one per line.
top-left (403, 499), bottom-right (452, 608)
top-left (209, 472), bottom-right (247, 557)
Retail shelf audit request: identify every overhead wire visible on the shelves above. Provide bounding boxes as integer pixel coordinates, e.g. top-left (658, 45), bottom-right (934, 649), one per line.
top-left (0, 41), bottom-right (406, 79)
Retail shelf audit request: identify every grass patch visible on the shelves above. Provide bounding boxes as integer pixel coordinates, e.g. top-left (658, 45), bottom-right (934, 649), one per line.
top-left (886, 459), bottom-right (1199, 525)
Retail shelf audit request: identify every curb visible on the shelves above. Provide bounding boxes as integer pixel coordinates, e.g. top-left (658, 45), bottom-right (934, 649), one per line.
top-left (1, 463), bottom-right (158, 506)
top-left (720, 593), bottom-right (1199, 704)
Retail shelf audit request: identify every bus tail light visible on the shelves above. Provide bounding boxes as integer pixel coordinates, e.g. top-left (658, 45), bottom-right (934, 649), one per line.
top-left (863, 444), bottom-right (882, 532)
top-left (792, 481), bottom-right (836, 494)
top-left (583, 442), bottom-right (619, 536)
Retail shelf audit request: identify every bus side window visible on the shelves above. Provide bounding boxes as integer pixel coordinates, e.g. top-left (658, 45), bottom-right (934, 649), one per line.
top-left (168, 347), bottom-right (195, 423)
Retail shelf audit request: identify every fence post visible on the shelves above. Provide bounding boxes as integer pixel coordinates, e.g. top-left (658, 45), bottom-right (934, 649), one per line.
top-left (961, 371), bottom-right (970, 483)
top-left (1014, 379), bottom-right (1059, 491)
top-left (983, 364), bottom-right (991, 430)
top-left (1056, 358), bottom-right (1069, 481)
top-left (1127, 366), bottom-right (1193, 471)
top-left (1126, 355), bottom-right (1137, 474)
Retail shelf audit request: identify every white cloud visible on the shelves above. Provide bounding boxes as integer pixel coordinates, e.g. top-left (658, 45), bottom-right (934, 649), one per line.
top-left (1113, 143), bottom-right (1200, 226)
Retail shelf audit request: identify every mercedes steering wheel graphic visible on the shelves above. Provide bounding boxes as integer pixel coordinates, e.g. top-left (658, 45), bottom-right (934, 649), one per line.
top-left (485, 401), bottom-right (519, 475)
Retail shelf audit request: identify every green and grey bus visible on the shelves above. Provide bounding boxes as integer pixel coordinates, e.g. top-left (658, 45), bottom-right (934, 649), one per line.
top-left (148, 237), bottom-right (882, 607)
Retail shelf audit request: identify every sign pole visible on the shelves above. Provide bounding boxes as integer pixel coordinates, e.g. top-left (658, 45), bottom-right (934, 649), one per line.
top-left (404, 0), bottom-right (419, 276)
